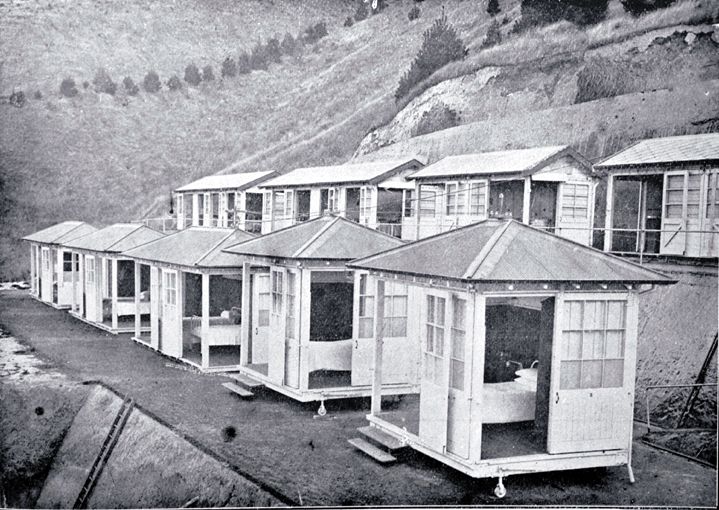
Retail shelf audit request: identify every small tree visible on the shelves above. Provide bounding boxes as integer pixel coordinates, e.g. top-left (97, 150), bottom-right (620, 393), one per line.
top-left (202, 65), bottom-right (214, 81)
top-left (344, 16), bottom-right (354, 27)
top-left (413, 102), bottom-right (461, 136)
top-left (354, 0), bottom-right (368, 22)
top-left (166, 74), bottom-right (183, 91)
top-left (123, 76), bottom-right (139, 96)
top-left (314, 21), bottom-right (328, 39)
top-left (371, 0), bottom-right (388, 15)
top-left (487, 0), bottom-right (501, 16)
top-left (221, 56), bottom-right (237, 78)
top-left (9, 90), bottom-right (26, 107)
top-left (34, 90), bottom-right (43, 100)
top-left (237, 51), bottom-right (251, 74)
top-left (249, 43), bottom-right (268, 71)
top-left (481, 20), bottom-right (502, 48)
top-left (92, 68), bottom-right (117, 95)
top-left (281, 33), bottom-right (298, 55)
top-left (143, 70), bottom-right (162, 92)
top-left (60, 77), bottom-right (79, 97)
top-left (266, 37), bottom-right (282, 63)
top-left (184, 63), bottom-right (202, 86)
top-left (621, 0), bottom-right (675, 16)
top-left (408, 5), bottom-right (421, 21)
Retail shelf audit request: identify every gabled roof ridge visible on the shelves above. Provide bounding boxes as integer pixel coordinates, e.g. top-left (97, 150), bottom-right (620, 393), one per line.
top-left (222, 215), bottom-right (329, 253)
top-left (105, 223), bottom-right (145, 252)
top-left (462, 221), bottom-right (512, 279)
top-left (58, 222), bottom-right (90, 243)
top-left (522, 145), bottom-right (591, 175)
top-left (593, 139), bottom-right (645, 168)
top-left (195, 230), bottom-right (240, 266)
top-left (292, 216), bottom-right (341, 257)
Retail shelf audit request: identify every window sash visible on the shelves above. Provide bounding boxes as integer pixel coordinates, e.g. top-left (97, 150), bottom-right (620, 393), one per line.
top-left (419, 185), bottom-right (440, 218)
top-left (561, 183), bottom-right (590, 219)
top-left (271, 271), bottom-right (283, 314)
top-left (468, 181), bottom-right (487, 216)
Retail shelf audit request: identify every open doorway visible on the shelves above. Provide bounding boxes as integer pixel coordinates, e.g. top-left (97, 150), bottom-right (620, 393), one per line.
top-left (245, 192), bottom-right (264, 233)
top-left (612, 175), bottom-right (663, 254)
top-left (529, 182), bottom-right (558, 231)
top-left (489, 180), bottom-right (524, 220)
top-left (296, 190), bottom-right (311, 222)
top-left (308, 271), bottom-right (354, 389)
top-left (345, 188), bottom-right (360, 222)
top-left (480, 296), bottom-right (554, 459)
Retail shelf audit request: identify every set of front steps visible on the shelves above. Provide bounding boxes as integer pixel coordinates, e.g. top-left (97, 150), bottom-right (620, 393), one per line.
top-left (222, 372), bottom-right (263, 399)
top-left (348, 425), bottom-right (407, 464)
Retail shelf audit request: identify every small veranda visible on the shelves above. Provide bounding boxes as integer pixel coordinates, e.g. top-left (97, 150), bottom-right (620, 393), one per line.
top-left (221, 215), bottom-right (412, 410)
top-left (347, 219), bottom-right (675, 496)
top-left (62, 223), bottom-right (165, 334)
top-left (121, 227), bottom-right (255, 371)
top-left (23, 221), bottom-right (97, 309)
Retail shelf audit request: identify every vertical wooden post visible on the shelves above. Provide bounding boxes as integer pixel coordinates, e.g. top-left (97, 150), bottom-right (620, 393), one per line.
top-left (111, 259), bottom-right (119, 330)
top-left (522, 176), bottom-right (532, 225)
top-left (55, 249), bottom-right (62, 305)
top-left (201, 273), bottom-right (210, 369)
top-left (71, 252), bottom-right (77, 312)
top-left (298, 268), bottom-right (312, 391)
top-left (79, 255), bottom-right (85, 318)
top-left (134, 262), bottom-right (141, 340)
top-left (371, 278), bottom-right (385, 416)
top-left (30, 245), bottom-right (36, 296)
top-left (95, 256), bottom-right (103, 323)
top-left (604, 174), bottom-right (614, 252)
top-left (192, 193), bottom-right (200, 226)
top-left (240, 263), bottom-right (251, 366)
top-left (468, 293), bottom-right (486, 463)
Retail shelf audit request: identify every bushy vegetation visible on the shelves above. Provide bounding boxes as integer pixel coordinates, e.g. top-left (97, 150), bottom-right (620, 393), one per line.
top-left (33, 90), bottom-right (42, 100)
top-left (237, 51), bottom-right (251, 74)
top-left (395, 12), bottom-right (466, 101)
top-left (9, 90), bottom-right (26, 108)
top-left (166, 75), bottom-right (183, 91)
top-left (304, 21), bottom-right (328, 44)
top-left (481, 20), bottom-right (502, 48)
top-left (60, 77), bottom-right (79, 98)
top-left (574, 58), bottom-right (635, 103)
top-left (184, 63), bottom-right (202, 86)
top-left (408, 5), bottom-right (421, 21)
top-left (202, 65), bottom-right (214, 82)
top-left (487, 0), bottom-right (501, 16)
top-left (266, 37), bottom-right (283, 64)
top-left (343, 16), bottom-right (354, 27)
top-left (221, 57), bottom-right (237, 78)
top-left (92, 68), bottom-right (117, 95)
top-left (354, 0), bottom-right (368, 22)
top-left (621, 0), bottom-right (676, 16)
top-left (413, 102), bottom-right (461, 136)
top-left (123, 76), bottom-right (139, 96)
top-left (520, 0), bottom-right (608, 26)
top-left (281, 33), bottom-right (298, 55)
top-left (250, 42), bottom-right (269, 71)
top-left (143, 70), bottom-right (161, 92)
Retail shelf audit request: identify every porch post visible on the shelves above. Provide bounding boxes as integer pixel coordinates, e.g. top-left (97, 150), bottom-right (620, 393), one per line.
top-left (522, 176), bottom-right (532, 225)
top-left (111, 258), bottom-right (119, 330)
top-left (71, 252), bottom-right (77, 312)
top-left (604, 174), bottom-right (614, 252)
top-left (134, 261), bottom-right (141, 340)
top-left (240, 263), bottom-right (251, 365)
top-left (192, 193), bottom-right (200, 226)
top-left (55, 249), bottom-right (62, 304)
top-left (370, 278), bottom-right (385, 416)
top-left (298, 268), bottom-right (312, 391)
top-left (79, 255), bottom-right (85, 318)
top-left (201, 273), bottom-right (210, 369)
top-left (468, 293), bottom-right (486, 463)
top-left (30, 245), bottom-right (36, 296)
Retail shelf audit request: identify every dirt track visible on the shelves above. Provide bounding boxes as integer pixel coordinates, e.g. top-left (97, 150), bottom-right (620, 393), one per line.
top-left (1, 290), bottom-right (716, 507)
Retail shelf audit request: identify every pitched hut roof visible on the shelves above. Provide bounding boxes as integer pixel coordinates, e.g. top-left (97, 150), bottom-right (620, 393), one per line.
top-left (175, 171), bottom-right (275, 192)
top-left (63, 224), bottom-right (165, 253)
top-left (122, 228), bottom-right (255, 269)
top-left (223, 215), bottom-right (405, 260)
top-left (260, 158), bottom-right (423, 188)
top-left (595, 133), bottom-right (719, 169)
top-left (349, 219), bottom-right (675, 284)
top-left (23, 221), bottom-right (97, 245)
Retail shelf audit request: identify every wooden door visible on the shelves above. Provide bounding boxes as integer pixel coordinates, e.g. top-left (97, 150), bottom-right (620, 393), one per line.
top-left (267, 268), bottom-right (286, 384)
top-left (250, 272), bottom-right (270, 364)
top-left (284, 270), bottom-right (301, 388)
top-left (446, 294), bottom-right (470, 459)
top-left (419, 291), bottom-right (450, 452)
top-left (557, 181), bottom-right (592, 246)
top-left (547, 294), bottom-right (636, 454)
top-left (161, 269), bottom-right (181, 358)
top-left (704, 170), bottom-right (719, 257)
top-left (150, 267), bottom-right (160, 348)
top-left (661, 171), bottom-right (703, 255)
top-left (40, 247), bottom-right (52, 302)
top-left (84, 255), bottom-right (98, 322)
top-left (351, 273), bottom-right (374, 386)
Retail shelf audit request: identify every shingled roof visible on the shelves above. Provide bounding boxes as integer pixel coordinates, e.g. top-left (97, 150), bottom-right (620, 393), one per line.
top-left (349, 219), bottom-right (675, 284)
top-left (223, 215), bottom-right (405, 260)
top-left (23, 221), bottom-right (96, 245)
top-left (123, 228), bottom-right (256, 269)
top-left (260, 158), bottom-right (423, 188)
top-left (62, 224), bottom-right (165, 253)
top-left (175, 171), bottom-right (275, 192)
top-left (595, 133), bottom-right (719, 168)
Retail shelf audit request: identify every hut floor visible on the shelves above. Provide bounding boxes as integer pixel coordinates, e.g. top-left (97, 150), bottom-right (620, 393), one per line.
top-left (480, 422), bottom-right (544, 459)
top-left (307, 370), bottom-right (351, 389)
top-left (245, 363), bottom-right (268, 376)
top-left (101, 316), bottom-right (150, 329)
top-left (378, 394), bottom-right (420, 435)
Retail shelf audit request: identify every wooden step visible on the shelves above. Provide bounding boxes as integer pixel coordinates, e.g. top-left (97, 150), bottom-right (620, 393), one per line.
top-left (228, 373), bottom-right (264, 388)
top-left (222, 382), bottom-right (254, 399)
top-left (358, 425), bottom-right (406, 452)
top-left (348, 437), bottom-right (396, 464)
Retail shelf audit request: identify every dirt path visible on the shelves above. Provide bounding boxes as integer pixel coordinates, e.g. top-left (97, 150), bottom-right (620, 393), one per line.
top-left (0, 290), bottom-right (715, 506)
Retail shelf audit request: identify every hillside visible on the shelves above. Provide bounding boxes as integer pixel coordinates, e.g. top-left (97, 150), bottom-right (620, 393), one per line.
top-left (1, 0), bottom-right (718, 279)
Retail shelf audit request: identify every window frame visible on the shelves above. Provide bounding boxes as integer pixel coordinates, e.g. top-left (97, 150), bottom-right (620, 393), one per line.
top-left (560, 182), bottom-right (590, 220)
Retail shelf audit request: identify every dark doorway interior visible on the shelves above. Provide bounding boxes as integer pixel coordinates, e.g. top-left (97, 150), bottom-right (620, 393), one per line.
top-left (245, 193), bottom-right (263, 233)
top-left (529, 182), bottom-right (557, 231)
top-left (489, 180), bottom-right (524, 220)
top-left (345, 188), bottom-right (360, 222)
top-left (296, 190), bottom-right (311, 222)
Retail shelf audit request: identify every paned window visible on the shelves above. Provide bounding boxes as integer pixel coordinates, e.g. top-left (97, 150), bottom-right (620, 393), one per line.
top-left (164, 272), bottom-right (177, 306)
top-left (286, 272), bottom-right (297, 339)
top-left (449, 296), bottom-right (466, 390)
top-left (382, 281), bottom-right (408, 337)
top-left (446, 182), bottom-right (468, 215)
top-left (561, 183), bottom-right (590, 219)
top-left (358, 274), bottom-right (374, 338)
top-left (271, 271), bottom-right (283, 314)
top-left (468, 181), bottom-right (488, 216)
top-left (424, 295), bottom-right (446, 385)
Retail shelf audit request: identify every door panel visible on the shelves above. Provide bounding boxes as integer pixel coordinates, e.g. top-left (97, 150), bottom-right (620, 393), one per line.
top-left (150, 267), bottom-right (160, 347)
top-left (161, 269), bottom-right (181, 358)
top-left (267, 268), bottom-right (286, 384)
top-left (284, 270), bottom-right (300, 389)
top-left (446, 295), bottom-right (470, 459)
top-left (661, 171), bottom-right (688, 255)
top-left (250, 273), bottom-right (270, 364)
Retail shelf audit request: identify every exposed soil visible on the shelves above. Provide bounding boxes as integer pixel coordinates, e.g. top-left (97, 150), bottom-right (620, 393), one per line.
top-left (0, 290), bottom-right (716, 507)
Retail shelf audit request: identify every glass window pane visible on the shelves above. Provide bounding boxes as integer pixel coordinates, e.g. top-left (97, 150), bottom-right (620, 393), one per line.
top-left (606, 301), bottom-right (625, 328)
top-left (581, 360), bottom-right (603, 388)
top-left (582, 331), bottom-right (605, 360)
top-left (436, 298), bottom-right (446, 326)
top-left (560, 361), bottom-right (581, 389)
top-left (667, 175), bottom-right (684, 189)
top-left (687, 174), bottom-right (701, 188)
top-left (583, 301), bottom-right (605, 330)
top-left (453, 298), bottom-right (466, 329)
top-left (452, 332), bottom-right (465, 361)
top-left (563, 331), bottom-right (582, 359)
top-left (394, 296), bottom-right (407, 316)
top-left (666, 204), bottom-right (683, 218)
top-left (426, 325), bottom-right (434, 353)
top-left (435, 327), bottom-right (444, 356)
top-left (427, 295), bottom-right (435, 323)
top-left (666, 189), bottom-right (683, 204)
top-left (359, 317), bottom-right (373, 338)
top-left (565, 301), bottom-right (583, 330)
top-left (603, 359), bottom-right (624, 388)
top-left (450, 360), bottom-right (464, 390)
top-left (393, 318), bottom-right (407, 337)
top-left (605, 330), bottom-right (625, 358)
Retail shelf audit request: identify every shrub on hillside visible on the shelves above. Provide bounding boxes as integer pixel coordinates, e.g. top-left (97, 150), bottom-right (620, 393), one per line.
top-left (408, 5), bottom-right (421, 21)
top-left (221, 56), bottom-right (237, 78)
top-left (481, 20), bottom-right (502, 48)
top-left (202, 65), bottom-right (214, 81)
top-left (344, 16), bottom-right (354, 27)
top-left (143, 71), bottom-right (161, 92)
top-left (60, 77), bottom-right (79, 97)
top-left (520, 0), bottom-right (608, 26)
top-left (250, 43), bottom-right (269, 71)
top-left (34, 90), bottom-right (42, 100)
top-left (266, 37), bottom-right (282, 63)
top-left (123, 76), bottom-right (139, 96)
top-left (184, 63), bottom-right (202, 86)
top-left (281, 33), bottom-right (298, 55)
top-left (413, 102), bottom-right (461, 136)
top-left (621, 0), bottom-right (675, 16)
top-left (83, 81), bottom-right (90, 89)
top-left (237, 51), bottom-right (251, 74)
top-left (166, 75), bottom-right (183, 91)
top-left (92, 68), bottom-right (117, 95)
top-left (487, 0), bottom-right (501, 16)
top-left (304, 22), bottom-right (328, 44)
top-left (395, 12), bottom-right (467, 101)
top-left (9, 90), bottom-right (26, 107)
top-left (574, 58), bottom-right (636, 104)
top-left (354, 1), bottom-right (368, 22)
top-left (372, 0), bottom-right (388, 15)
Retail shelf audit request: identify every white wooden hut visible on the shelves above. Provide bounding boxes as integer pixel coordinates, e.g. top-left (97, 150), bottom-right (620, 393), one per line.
top-left (347, 219), bottom-right (674, 495)
top-left (63, 224), bottom-right (165, 334)
top-left (22, 221), bottom-right (97, 308)
top-left (258, 158), bottom-right (423, 237)
top-left (595, 133), bottom-right (719, 258)
top-left (403, 146), bottom-right (595, 245)
top-left (174, 171), bottom-right (276, 233)
top-left (221, 215), bottom-right (410, 411)
top-left (122, 227), bottom-right (256, 371)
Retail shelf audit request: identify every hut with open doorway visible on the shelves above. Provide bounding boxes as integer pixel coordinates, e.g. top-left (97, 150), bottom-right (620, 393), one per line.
top-left (23, 221), bottom-right (97, 309)
top-left (221, 215), bottom-right (412, 412)
top-left (402, 146), bottom-right (595, 245)
top-left (62, 224), bottom-right (165, 334)
top-left (347, 219), bottom-right (674, 496)
top-left (122, 227), bottom-right (256, 371)
top-left (258, 157), bottom-right (423, 237)
top-left (174, 170), bottom-right (276, 233)
top-left (595, 133), bottom-right (719, 258)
